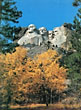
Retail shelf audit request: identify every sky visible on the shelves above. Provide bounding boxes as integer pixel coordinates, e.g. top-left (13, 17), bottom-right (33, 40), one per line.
top-left (16, 0), bottom-right (78, 30)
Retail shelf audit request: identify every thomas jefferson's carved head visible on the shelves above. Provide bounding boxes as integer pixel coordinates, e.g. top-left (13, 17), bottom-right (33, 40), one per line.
top-left (39, 27), bottom-right (47, 35)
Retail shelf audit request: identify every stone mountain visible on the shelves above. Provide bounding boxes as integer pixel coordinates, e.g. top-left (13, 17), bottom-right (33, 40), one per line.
top-left (14, 23), bottom-right (73, 57)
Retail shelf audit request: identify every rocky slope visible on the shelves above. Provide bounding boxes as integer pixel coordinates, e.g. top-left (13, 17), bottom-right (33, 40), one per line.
top-left (14, 23), bottom-right (73, 57)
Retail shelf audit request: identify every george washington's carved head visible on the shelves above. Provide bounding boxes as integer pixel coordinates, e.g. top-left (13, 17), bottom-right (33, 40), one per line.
top-left (27, 24), bottom-right (36, 33)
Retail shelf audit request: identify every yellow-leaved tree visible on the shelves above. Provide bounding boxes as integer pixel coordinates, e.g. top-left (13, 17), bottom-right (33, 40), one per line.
top-left (16, 49), bottom-right (67, 105)
top-left (0, 47), bottom-right (67, 107)
top-left (0, 47), bottom-right (27, 107)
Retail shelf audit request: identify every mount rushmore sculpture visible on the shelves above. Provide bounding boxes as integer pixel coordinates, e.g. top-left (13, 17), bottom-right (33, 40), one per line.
top-left (17, 24), bottom-right (72, 50)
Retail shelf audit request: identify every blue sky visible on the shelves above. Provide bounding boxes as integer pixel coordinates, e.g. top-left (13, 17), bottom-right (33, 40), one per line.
top-left (16, 0), bottom-right (78, 30)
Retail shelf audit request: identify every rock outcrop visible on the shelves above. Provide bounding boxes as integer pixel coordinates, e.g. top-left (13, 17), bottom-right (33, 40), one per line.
top-left (15, 24), bottom-right (73, 57)
top-left (17, 24), bottom-right (48, 47)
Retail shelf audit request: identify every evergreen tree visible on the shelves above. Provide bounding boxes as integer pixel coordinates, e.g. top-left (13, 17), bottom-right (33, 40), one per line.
top-left (72, 0), bottom-right (81, 33)
top-left (0, 0), bottom-right (22, 52)
top-left (62, 0), bottom-right (81, 96)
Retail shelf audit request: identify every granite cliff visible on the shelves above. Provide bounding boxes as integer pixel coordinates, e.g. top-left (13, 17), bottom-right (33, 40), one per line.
top-left (14, 23), bottom-right (73, 57)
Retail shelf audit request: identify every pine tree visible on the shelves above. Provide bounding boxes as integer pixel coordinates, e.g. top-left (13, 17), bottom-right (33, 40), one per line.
top-left (0, 0), bottom-right (22, 52)
top-left (71, 0), bottom-right (81, 52)
top-left (72, 0), bottom-right (81, 33)
top-left (62, 0), bottom-right (81, 96)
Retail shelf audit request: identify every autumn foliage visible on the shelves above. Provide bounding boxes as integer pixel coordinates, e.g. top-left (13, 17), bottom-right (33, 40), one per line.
top-left (0, 47), bottom-right (67, 106)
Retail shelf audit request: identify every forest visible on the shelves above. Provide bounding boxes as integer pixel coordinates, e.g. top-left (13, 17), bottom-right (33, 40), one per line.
top-left (0, 0), bottom-right (81, 110)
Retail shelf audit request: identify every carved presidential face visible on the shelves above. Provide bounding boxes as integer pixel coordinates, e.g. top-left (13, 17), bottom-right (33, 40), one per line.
top-left (53, 27), bottom-right (61, 36)
top-left (48, 31), bottom-right (53, 40)
top-left (28, 24), bottom-right (36, 33)
top-left (39, 27), bottom-right (47, 35)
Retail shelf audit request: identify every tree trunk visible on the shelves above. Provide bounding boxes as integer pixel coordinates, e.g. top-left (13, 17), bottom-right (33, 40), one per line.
top-left (50, 89), bottom-right (52, 104)
top-left (46, 103), bottom-right (48, 107)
